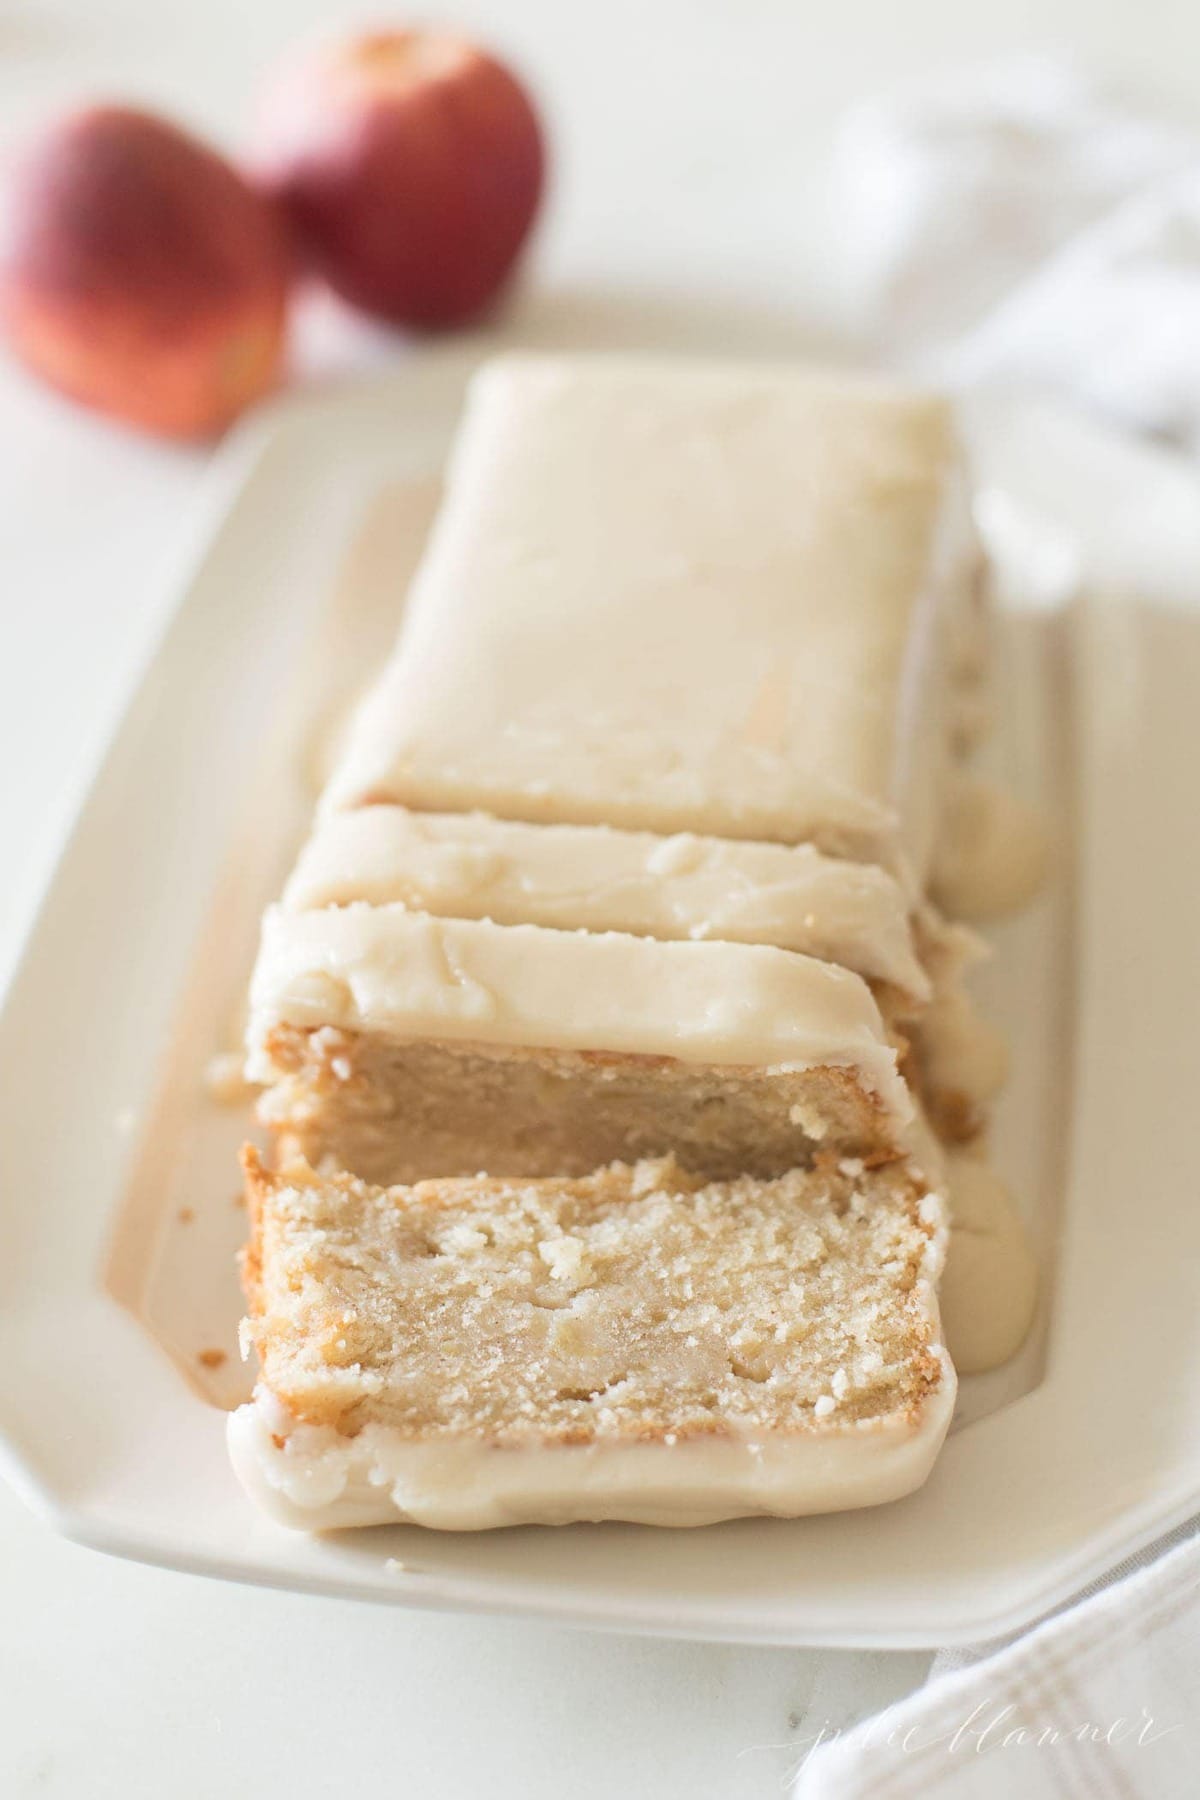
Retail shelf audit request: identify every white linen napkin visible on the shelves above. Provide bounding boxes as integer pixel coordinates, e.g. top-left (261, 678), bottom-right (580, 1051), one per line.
top-left (795, 56), bottom-right (1200, 1798)
top-left (793, 1523), bottom-right (1200, 1798)
top-left (832, 54), bottom-right (1200, 447)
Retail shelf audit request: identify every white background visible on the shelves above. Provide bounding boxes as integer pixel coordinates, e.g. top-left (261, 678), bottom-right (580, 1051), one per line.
top-left (1, 3), bottom-right (1196, 1795)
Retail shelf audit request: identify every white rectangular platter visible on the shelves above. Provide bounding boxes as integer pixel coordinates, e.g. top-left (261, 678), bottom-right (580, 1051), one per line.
top-left (2, 343), bottom-right (1198, 1646)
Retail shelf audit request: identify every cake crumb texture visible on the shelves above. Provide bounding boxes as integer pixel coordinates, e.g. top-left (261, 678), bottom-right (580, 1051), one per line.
top-left (241, 1146), bottom-right (946, 1447)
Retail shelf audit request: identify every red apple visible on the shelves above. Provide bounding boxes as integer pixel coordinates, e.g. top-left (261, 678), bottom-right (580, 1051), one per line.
top-left (254, 29), bottom-right (545, 330)
top-left (0, 106), bottom-right (291, 437)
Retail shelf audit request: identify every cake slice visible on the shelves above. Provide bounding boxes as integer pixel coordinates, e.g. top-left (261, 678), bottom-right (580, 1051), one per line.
top-left (245, 903), bottom-right (915, 1184)
top-left (277, 809), bottom-right (1008, 1141)
top-left (321, 354), bottom-right (987, 888)
top-left (229, 1147), bottom-right (955, 1530)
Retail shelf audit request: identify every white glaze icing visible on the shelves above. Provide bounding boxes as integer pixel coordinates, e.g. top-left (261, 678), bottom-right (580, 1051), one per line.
top-left (932, 774), bottom-right (1049, 922)
top-left (895, 1106), bottom-right (1035, 1374)
top-left (227, 1360), bottom-right (956, 1531)
top-left (920, 980), bottom-right (1011, 1108)
top-left (322, 355), bottom-right (980, 884)
top-left (283, 807), bottom-right (930, 1001)
top-left (940, 1149), bottom-right (1038, 1374)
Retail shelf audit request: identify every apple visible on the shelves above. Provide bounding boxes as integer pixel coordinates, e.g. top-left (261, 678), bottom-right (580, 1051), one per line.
top-left (254, 29), bottom-right (545, 330)
top-left (0, 106), bottom-right (291, 437)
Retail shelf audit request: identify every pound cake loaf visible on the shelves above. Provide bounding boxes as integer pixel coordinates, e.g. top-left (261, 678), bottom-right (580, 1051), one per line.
top-left (230, 1148), bottom-right (955, 1530)
top-left (227, 352), bottom-right (1043, 1536)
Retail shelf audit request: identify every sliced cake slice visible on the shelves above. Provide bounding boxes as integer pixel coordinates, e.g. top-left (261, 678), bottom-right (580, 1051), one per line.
top-left (245, 903), bottom-right (915, 1184)
top-left (230, 1147), bottom-right (955, 1530)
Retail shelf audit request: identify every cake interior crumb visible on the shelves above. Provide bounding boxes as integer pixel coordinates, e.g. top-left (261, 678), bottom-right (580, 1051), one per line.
top-left (245, 1152), bottom-right (942, 1447)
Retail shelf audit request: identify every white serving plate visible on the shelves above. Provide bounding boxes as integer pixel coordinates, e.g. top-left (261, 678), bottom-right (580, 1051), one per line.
top-left (2, 344), bottom-right (1198, 1648)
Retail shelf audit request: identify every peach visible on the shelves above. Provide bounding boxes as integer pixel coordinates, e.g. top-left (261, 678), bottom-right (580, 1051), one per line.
top-left (254, 29), bottom-right (545, 330)
top-left (0, 106), bottom-right (291, 437)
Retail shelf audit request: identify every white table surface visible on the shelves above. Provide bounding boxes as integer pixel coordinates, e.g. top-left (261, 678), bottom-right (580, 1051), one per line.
top-left (2, 3), bottom-right (1197, 1795)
